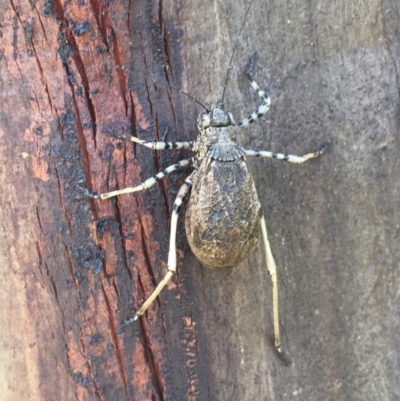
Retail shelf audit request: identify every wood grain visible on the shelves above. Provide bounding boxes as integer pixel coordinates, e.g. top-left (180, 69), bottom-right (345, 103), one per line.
top-left (1, 0), bottom-right (399, 400)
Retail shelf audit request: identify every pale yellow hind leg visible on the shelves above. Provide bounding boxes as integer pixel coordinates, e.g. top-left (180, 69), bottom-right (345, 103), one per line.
top-left (260, 214), bottom-right (289, 363)
top-left (119, 175), bottom-right (193, 329)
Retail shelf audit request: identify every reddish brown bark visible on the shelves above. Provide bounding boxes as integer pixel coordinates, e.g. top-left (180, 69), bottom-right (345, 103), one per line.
top-left (1, 0), bottom-right (400, 400)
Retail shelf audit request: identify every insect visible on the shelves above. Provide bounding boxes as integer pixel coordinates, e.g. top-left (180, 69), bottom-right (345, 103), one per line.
top-left (85, 5), bottom-right (328, 361)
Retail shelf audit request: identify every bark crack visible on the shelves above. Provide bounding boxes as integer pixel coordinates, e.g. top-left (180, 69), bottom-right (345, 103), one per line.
top-left (54, 164), bottom-right (72, 231)
top-left (154, 116), bottom-right (172, 216)
top-left (138, 318), bottom-right (165, 401)
top-left (63, 242), bottom-right (80, 293)
top-left (79, 328), bottom-right (104, 401)
top-left (58, 32), bottom-right (95, 209)
top-left (52, 0), bottom-right (99, 146)
top-left (379, 0), bottom-right (400, 96)
top-left (137, 204), bottom-right (160, 295)
top-left (100, 284), bottom-right (131, 401)
top-left (129, 91), bottom-right (138, 159)
top-left (44, 261), bottom-right (59, 305)
top-left (158, 0), bottom-right (172, 77)
top-left (113, 196), bottom-right (133, 280)
top-left (88, 0), bottom-right (108, 48)
top-left (110, 27), bottom-right (128, 115)
top-left (34, 6), bottom-right (49, 42)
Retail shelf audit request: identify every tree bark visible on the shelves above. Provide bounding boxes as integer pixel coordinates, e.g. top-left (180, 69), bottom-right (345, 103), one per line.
top-left (1, 0), bottom-right (399, 400)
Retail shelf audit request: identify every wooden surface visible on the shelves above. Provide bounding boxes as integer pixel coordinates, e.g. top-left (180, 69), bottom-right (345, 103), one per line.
top-left (1, 0), bottom-right (399, 400)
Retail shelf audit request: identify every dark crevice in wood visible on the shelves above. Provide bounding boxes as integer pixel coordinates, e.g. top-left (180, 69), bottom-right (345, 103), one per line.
top-left (100, 283), bottom-right (131, 401)
top-left (138, 317), bottom-right (165, 401)
top-left (158, 0), bottom-right (172, 79)
top-left (129, 91), bottom-right (138, 159)
top-left (34, 6), bottom-right (49, 42)
top-left (113, 196), bottom-right (132, 281)
top-left (64, 242), bottom-right (80, 293)
top-left (154, 115), bottom-right (172, 217)
top-left (54, 164), bottom-right (72, 231)
top-left (88, 0), bottom-right (108, 48)
top-left (79, 328), bottom-right (105, 401)
top-left (52, 0), bottom-right (98, 147)
top-left (378, 0), bottom-right (400, 96)
top-left (111, 27), bottom-right (129, 115)
top-left (137, 210), bottom-right (159, 293)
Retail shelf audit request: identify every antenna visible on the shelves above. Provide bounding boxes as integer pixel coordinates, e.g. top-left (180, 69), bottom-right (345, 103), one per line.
top-left (153, 80), bottom-right (208, 111)
top-left (220, 2), bottom-right (253, 107)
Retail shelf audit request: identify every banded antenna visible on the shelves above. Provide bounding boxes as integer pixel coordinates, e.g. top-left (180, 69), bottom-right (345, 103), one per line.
top-left (153, 80), bottom-right (208, 111)
top-left (220, 2), bottom-right (253, 107)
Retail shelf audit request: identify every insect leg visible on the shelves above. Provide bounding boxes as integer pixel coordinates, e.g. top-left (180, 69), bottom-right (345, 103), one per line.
top-left (236, 54), bottom-right (271, 131)
top-left (245, 143), bottom-right (329, 164)
top-left (104, 130), bottom-right (195, 151)
top-left (85, 158), bottom-right (195, 199)
top-left (119, 175), bottom-right (193, 329)
top-left (260, 214), bottom-right (288, 362)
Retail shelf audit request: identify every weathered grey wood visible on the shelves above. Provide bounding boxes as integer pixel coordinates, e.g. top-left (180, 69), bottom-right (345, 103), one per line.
top-left (1, 0), bottom-right (399, 400)
top-left (164, 1), bottom-right (400, 400)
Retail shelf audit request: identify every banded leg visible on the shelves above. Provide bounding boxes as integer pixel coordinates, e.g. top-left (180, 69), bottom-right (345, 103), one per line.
top-left (236, 54), bottom-right (271, 131)
top-left (86, 158), bottom-right (195, 199)
top-left (105, 130), bottom-right (194, 151)
top-left (119, 175), bottom-right (193, 329)
top-left (245, 143), bottom-right (329, 164)
top-left (260, 214), bottom-right (287, 362)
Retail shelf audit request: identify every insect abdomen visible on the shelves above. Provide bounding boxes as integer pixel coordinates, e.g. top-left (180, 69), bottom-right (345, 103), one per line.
top-left (185, 158), bottom-right (260, 268)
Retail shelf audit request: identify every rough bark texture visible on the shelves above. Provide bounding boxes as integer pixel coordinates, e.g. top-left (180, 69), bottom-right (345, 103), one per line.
top-left (1, 0), bottom-right (399, 400)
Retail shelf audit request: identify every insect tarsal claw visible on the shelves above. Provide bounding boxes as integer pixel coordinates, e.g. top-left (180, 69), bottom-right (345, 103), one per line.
top-left (80, 187), bottom-right (100, 199)
top-left (318, 142), bottom-right (331, 154)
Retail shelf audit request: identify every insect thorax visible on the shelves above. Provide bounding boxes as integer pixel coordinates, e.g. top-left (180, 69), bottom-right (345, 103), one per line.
top-left (195, 108), bottom-right (246, 161)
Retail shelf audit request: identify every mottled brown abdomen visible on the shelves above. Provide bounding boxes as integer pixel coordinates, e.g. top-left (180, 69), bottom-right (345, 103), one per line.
top-left (185, 157), bottom-right (260, 268)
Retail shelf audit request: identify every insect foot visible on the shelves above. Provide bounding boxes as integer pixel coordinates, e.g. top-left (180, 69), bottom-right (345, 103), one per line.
top-left (318, 142), bottom-right (330, 154)
top-left (246, 52), bottom-right (258, 79)
top-left (80, 187), bottom-right (101, 199)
